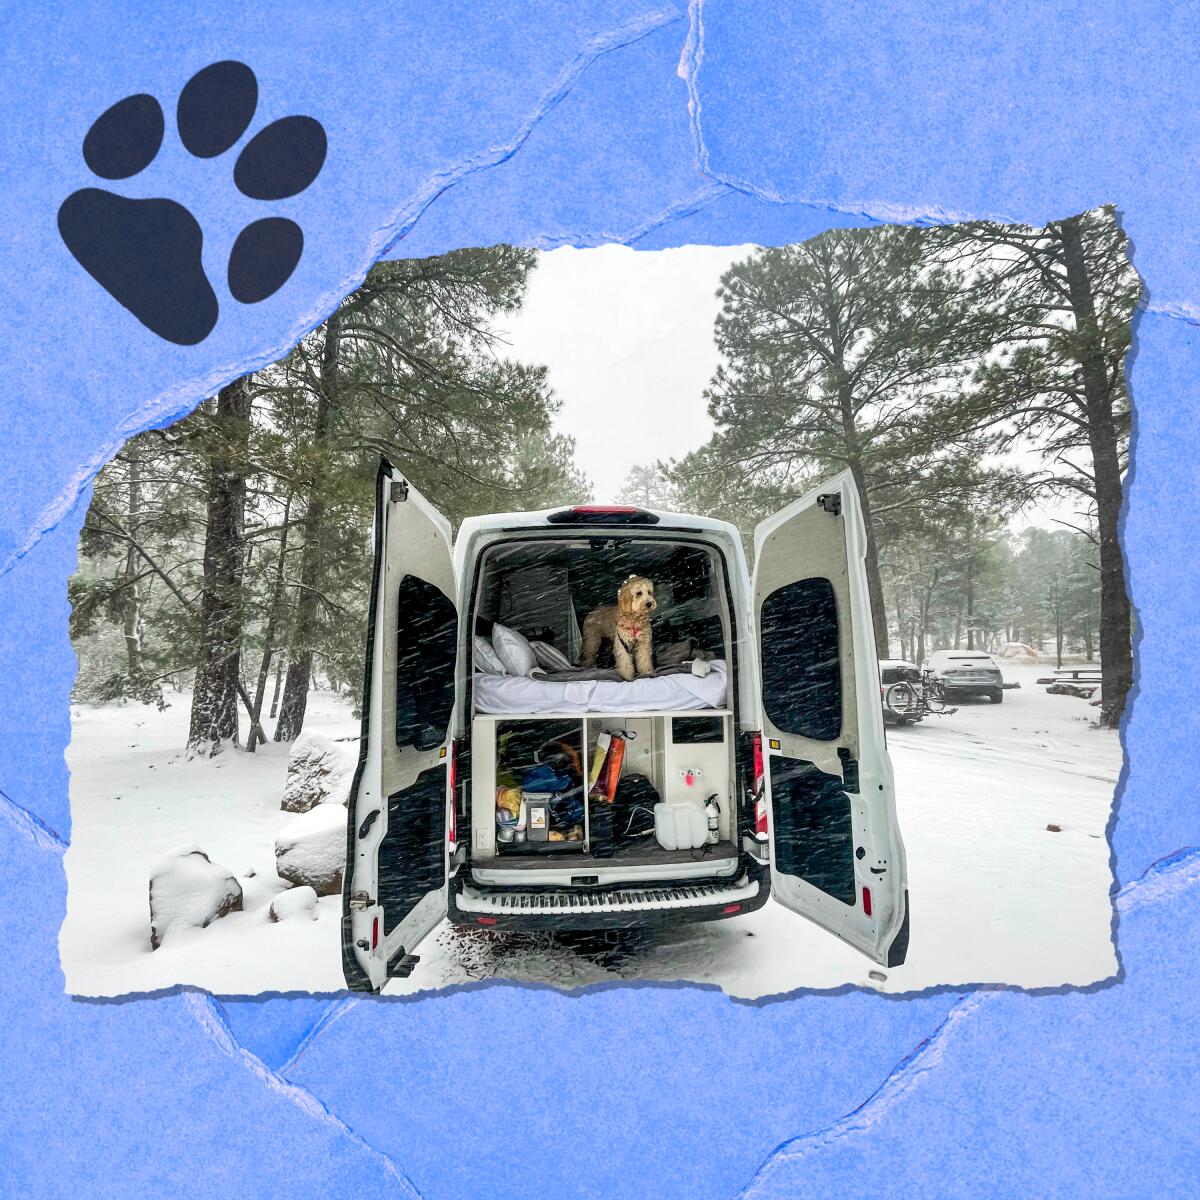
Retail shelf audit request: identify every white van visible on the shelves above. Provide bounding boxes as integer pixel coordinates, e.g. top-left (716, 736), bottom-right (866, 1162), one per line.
top-left (341, 461), bottom-right (910, 992)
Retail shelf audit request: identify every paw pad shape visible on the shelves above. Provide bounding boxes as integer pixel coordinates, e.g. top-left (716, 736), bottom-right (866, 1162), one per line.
top-left (59, 61), bottom-right (327, 345)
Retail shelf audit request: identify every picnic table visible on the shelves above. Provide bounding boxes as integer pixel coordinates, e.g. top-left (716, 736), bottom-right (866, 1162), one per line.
top-left (1037, 665), bottom-right (1102, 698)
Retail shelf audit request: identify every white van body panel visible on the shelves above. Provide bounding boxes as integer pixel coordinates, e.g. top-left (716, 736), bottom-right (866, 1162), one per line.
top-left (344, 468), bottom-right (455, 990)
top-left (753, 470), bottom-right (908, 966)
top-left (344, 479), bottom-right (909, 990)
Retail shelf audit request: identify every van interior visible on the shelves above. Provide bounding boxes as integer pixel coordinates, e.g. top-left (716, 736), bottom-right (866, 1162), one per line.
top-left (466, 536), bottom-right (744, 883)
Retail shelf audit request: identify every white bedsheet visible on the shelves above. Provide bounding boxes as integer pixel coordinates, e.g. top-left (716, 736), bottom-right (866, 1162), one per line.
top-left (473, 660), bottom-right (728, 715)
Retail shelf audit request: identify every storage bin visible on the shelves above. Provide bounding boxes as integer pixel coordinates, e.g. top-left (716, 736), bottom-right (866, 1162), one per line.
top-left (653, 797), bottom-right (708, 851)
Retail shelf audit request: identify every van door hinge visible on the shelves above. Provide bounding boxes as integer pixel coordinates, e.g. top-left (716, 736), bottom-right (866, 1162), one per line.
top-left (348, 890), bottom-right (374, 910)
top-left (817, 493), bottom-right (842, 516)
top-left (390, 480), bottom-right (409, 503)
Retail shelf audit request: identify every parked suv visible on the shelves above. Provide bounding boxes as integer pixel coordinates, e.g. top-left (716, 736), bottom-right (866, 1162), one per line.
top-left (341, 461), bottom-right (910, 992)
top-left (926, 649), bottom-right (1005, 703)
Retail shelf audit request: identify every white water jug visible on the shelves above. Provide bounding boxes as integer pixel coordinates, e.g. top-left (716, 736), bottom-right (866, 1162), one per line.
top-left (653, 797), bottom-right (708, 851)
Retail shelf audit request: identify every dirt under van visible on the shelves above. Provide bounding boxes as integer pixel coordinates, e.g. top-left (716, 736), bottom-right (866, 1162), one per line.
top-left (342, 463), bottom-right (910, 993)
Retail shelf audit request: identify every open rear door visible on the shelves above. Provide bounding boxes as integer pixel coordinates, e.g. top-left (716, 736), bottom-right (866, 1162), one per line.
top-left (342, 461), bottom-right (457, 992)
top-left (753, 471), bottom-right (910, 967)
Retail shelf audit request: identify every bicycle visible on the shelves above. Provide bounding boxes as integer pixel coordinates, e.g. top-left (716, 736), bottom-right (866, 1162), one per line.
top-left (884, 670), bottom-right (957, 720)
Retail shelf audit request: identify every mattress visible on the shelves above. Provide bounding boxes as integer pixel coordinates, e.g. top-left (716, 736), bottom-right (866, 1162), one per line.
top-left (473, 659), bottom-right (728, 715)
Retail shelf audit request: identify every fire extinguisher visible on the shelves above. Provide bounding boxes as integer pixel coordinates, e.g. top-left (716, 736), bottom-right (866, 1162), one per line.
top-left (705, 793), bottom-right (721, 846)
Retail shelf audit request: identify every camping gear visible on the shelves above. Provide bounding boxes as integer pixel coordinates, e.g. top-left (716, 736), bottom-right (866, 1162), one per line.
top-left (611, 772), bottom-right (660, 847)
top-left (548, 787), bottom-right (585, 829)
top-left (588, 794), bottom-right (614, 857)
top-left (589, 732), bottom-right (626, 804)
top-left (705, 794), bottom-right (721, 845)
top-left (588, 731), bottom-right (611, 791)
top-left (538, 734), bottom-right (583, 782)
top-left (522, 763), bottom-right (574, 794)
top-left (525, 797), bottom-right (551, 841)
top-left (654, 795), bottom-right (708, 851)
top-left (496, 787), bottom-right (522, 817)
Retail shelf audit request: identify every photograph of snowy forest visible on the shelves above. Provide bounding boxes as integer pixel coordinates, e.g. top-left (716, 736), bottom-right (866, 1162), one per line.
top-left (62, 206), bottom-right (1138, 996)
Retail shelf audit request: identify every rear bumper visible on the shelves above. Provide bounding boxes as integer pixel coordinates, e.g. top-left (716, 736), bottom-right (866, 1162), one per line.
top-left (449, 854), bottom-right (771, 931)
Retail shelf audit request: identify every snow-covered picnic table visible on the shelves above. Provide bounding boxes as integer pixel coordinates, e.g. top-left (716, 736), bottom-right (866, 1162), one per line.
top-left (1038, 666), bottom-right (1102, 698)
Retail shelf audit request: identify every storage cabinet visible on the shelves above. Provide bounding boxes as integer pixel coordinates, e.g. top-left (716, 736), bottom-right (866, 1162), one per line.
top-left (470, 709), bottom-right (735, 861)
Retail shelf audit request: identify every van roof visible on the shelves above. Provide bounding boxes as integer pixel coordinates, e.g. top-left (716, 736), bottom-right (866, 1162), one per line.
top-left (455, 506), bottom-right (742, 545)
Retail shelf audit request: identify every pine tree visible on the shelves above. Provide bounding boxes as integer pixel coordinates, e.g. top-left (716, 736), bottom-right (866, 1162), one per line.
top-left (946, 207), bottom-right (1138, 725)
top-left (675, 226), bottom-right (1008, 654)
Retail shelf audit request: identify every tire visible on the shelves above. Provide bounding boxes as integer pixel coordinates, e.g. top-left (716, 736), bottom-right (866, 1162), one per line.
top-left (885, 681), bottom-right (920, 719)
top-left (989, 688), bottom-right (1004, 704)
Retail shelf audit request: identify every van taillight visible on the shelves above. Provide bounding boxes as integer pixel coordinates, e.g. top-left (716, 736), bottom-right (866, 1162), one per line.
top-left (752, 732), bottom-right (768, 841)
top-left (447, 739), bottom-right (458, 851)
top-left (862, 887), bottom-right (873, 917)
top-left (371, 916), bottom-right (379, 950)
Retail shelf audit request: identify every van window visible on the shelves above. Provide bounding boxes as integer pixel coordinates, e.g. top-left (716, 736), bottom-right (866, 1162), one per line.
top-left (769, 757), bottom-right (855, 905)
top-left (474, 539), bottom-right (728, 672)
top-left (760, 577), bottom-right (841, 741)
top-left (395, 575), bottom-right (456, 751)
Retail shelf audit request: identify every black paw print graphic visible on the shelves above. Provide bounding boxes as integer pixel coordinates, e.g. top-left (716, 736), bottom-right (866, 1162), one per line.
top-left (58, 61), bottom-right (327, 345)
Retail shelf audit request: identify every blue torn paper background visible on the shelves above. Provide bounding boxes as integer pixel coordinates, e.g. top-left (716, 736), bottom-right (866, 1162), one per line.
top-left (1, 1), bottom-right (1198, 1195)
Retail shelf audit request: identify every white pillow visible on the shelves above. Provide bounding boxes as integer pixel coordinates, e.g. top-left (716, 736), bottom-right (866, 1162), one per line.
top-left (473, 634), bottom-right (507, 676)
top-left (530, 640), bottom-right (573, 671)
top-left (491, 623), bottom-right (538, 677)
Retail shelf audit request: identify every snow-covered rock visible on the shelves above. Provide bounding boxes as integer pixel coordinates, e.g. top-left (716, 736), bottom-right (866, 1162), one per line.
top-left (268, 885), bottom-right (319, 923)
top-left (148, 846), bottom-right (242, 950)
top-left (280, 732), bottom-right (357, 813)
top-left (275, 804), bottom-right (346, 896)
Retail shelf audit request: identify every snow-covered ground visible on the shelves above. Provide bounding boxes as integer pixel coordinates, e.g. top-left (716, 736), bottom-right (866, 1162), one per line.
top-left (62, 665), bottom-right (1120, 997)
top-left (61, 690), bottom-right (355, 995)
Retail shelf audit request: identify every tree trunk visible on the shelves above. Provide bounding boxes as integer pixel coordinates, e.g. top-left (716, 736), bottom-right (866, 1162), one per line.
top-left (965, 557), bottom-right (976, 650)
top-left (188, 377), bottom-right (253, 756)
top-left (846, 459), bottom-right (889, 658)
top-left (276, 313), bottom-right (339, 741)
top-left (121, 448), bottom-right (144, 677)
top-left (246, 495), bottom-right (292, 752)
top-left (1053, 586), bottom-right (1064, 668)
top-left (1058, 215), bottom-right (1134, 727)
top-left (269, 655), bottom-right (286, 718)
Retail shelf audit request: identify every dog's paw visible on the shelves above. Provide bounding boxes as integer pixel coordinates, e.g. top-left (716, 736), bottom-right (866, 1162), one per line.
top-left (58, 61), bottom-right (326, 345)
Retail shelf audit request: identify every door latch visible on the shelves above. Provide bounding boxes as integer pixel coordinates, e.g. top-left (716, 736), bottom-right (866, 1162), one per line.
top-left (816, 492), bottom-right (842, 516)
top-left (390, 479), bottom-right (409, 503)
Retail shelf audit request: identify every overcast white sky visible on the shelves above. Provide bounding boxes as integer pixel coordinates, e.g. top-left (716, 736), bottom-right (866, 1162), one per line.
top-left (500, 244), bottom-right (752, 500)
top-left (498, 243), bottom-right (1076, 530)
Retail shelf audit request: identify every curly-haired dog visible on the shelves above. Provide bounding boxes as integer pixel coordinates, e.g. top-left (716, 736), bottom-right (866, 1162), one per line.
top-left (580, 575), bottom-right (657, 681)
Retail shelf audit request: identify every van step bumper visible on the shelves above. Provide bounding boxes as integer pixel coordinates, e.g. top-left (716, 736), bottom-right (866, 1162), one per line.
top-left (450, 861), bottom-right (769, 930)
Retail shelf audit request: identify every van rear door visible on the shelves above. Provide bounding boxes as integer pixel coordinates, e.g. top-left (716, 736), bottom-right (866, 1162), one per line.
top-left (342, 461), bottom-right (456, 992)
top-left (752, 471), bottom-right (909, 967)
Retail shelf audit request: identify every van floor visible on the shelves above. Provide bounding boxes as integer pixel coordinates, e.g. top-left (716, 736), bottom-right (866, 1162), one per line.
top-left (485, 839), bottom-right (738, 871)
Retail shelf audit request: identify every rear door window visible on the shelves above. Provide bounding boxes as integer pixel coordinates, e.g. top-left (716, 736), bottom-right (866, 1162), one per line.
top-left (759, 577), bottom-right (841, 742)
top-left (395, 575), bottom-right (457, 751)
